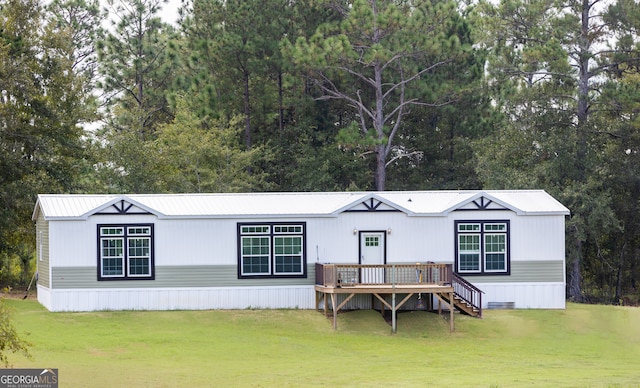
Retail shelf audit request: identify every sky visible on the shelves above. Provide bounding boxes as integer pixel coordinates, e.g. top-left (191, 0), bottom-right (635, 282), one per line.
top-left (158, 0), bottom-right (182, 25)
top-left (99, 0), bottom-right (183, 26)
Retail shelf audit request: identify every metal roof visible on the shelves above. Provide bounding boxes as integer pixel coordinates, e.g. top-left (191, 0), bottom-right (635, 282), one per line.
top-left (33, 190), bottom-right (570, 221)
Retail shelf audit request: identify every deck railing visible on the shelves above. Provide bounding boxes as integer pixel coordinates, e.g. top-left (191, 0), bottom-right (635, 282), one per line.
top-left (315, 262), bottom-right (452, 287)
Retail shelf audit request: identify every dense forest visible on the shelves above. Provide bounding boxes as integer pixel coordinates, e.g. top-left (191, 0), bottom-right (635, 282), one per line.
top-left (1, 0), bottom-right (639, 304)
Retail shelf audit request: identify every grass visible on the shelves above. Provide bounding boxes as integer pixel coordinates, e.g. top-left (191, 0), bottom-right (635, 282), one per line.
top-left (3, 299), bottom-right (640, 387)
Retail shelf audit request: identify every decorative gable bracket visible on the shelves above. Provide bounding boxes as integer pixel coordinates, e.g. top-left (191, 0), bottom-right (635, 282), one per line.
top-left (344, 197), bottom-right (402, 213)
top-left (456, 196), bottom-right (510, 212)
top-left (95, 199), bottom-right (152, 216)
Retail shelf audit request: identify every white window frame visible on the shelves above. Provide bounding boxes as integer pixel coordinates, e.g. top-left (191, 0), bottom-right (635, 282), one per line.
top-left (455, 220), bottom-right (509, 275)
top-left (98, 224), bottom-right (154, 280)
top-left (483, 227), bottom-right (507, 273)
top-left (240, 235), bottom-right (272, 276)
top-left (457, 232), bottom-right (481, 273)
top-left (238, 223), bottom-right (306, 278)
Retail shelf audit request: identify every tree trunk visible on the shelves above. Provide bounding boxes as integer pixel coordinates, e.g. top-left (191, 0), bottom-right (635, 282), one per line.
top-left (568, 239), bottom-right (583, 302)
top-left (567, 0), bottom-right (592, 302)
top-left (278, 71), bottom-right (284, 132)
top-left (375, 144), bottom-right (386, 191)
top-left (615, 241), bottom-right (626, 303)
top-left (243, 70), bottom-right (251, 149)
top-left (576, 0), bottom-right (591, 182)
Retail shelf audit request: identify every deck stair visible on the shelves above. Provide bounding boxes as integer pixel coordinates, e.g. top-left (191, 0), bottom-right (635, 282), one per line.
top-left (438, 273), bottom-right (484, 318)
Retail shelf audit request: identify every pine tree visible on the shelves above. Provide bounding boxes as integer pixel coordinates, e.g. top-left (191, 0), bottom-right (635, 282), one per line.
top-left (289, 0), bottom-right (472, 190)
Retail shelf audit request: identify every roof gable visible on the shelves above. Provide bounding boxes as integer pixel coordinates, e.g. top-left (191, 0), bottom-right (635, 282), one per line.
top-left (335, 193), bottom-right (411, 214)
top-left (91, 197), bottom-right (158, 217)
top-left (34, 195), bottom-right (161, 220)
top-left (445, 193), bottom-right (514, 214)
top-left (453, 195), bottom-right (510, 211)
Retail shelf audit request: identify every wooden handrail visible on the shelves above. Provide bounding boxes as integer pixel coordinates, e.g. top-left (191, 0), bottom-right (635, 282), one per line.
top-left (315, 263), bottom-right (452, 287)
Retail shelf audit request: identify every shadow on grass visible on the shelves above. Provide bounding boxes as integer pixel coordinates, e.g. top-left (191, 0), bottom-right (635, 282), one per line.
top-left (332, 309), bottom-right (457, 337)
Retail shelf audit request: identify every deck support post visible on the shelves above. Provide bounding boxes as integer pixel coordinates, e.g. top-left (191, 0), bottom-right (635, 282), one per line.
top-left (391, 265), bottom-right (397, 334)
top-left (331, 294), bottom-right (337, 330)
top-left (449, 291), bottom-right (455, 332)
top-left (328, 293), bottom-right (356, 330)
top-left (323, 292), bottom-right (328, 317)
top-left (391, 292), bottom-right (396, 333)
top-left (315, 291), bottom-right (323, 312)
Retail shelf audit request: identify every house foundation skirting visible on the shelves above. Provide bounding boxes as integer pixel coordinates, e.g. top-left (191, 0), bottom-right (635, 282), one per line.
top-left (472, 282), bottom-right (565, 309)
top-left (37, 284), bottom-right (316, 312)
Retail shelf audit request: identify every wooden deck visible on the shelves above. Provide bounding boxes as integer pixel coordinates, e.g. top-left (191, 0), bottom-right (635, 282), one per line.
top-left (314, 263), bottom-right (483, 333)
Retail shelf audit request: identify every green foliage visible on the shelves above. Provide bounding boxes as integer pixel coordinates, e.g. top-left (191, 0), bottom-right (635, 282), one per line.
top-left (0, 0), bottom-right (88, 267)
top-left (268, 115), bottom-right (373, 191)
top-left (0, 299), bottom-right (31, 367)
top-left (0, 245), bottom-right (33, 287)
top-left (153, 94), bottom-right (271, 192)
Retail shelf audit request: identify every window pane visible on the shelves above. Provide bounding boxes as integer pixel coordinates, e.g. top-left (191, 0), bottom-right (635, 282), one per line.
top-left (101, 227), bottom-right (124, 236)
top-left (485, 234), bottom-right (506, 271)
top-left (102, 258), bottom-right (124, 275)
top-left (485, 234), bottom-right (505, 252)
top-left (128, 227), bottom-right (150, 235)
top-left (485, 223), bottom-right (506, 232)
top-left (241, 226), bottom-right (269, 234)
top-left (101, 238), bottom-right (124, 276)
top-left (459, 253), bottom-right (480, 271)
top-left (365, 236), bottom-right (379, 247)
top-left (459, 235), bottom-right (480, 251)
top-left (274, 236), bottom-right (302, 274)
top-left (242, 236), bottom-right (270, 274)
top-left (458, 223), bottom-right (480, 232)
top-left (485, 254), bottom-right (505, 271)
top-left (458, 234), bottom-right (480, 272)
top-left (129, 258), bottom-right (150, 275)
top-left (274, 225), bottom-right (302, 234)
top-left (128, 238), bottom-right (151, 276)
top-left (243, 256), bottom-right (269, 274)
top-left (275, 256), bottom-right (302, 273)
top-left (102, 238), bottom-right (123, 258)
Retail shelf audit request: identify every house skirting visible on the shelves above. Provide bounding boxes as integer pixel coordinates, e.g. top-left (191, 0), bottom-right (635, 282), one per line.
top-left (36, 281), bottom-right (565, 312)
top-left (474, 282), bottom-right (565, 309)
top-left (37, 284), bottom-right (316, 312)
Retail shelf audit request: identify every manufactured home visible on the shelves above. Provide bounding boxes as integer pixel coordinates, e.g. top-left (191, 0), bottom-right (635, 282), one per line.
top-left (32, 190), bottom-right (569, 315)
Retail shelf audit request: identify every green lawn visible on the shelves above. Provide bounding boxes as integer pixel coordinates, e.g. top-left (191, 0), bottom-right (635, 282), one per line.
top-left (3, 299), bottom-right (640, 387)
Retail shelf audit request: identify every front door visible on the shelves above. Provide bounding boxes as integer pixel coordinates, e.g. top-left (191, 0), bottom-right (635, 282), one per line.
top-left (360, 232), bottom-right (385, 284)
